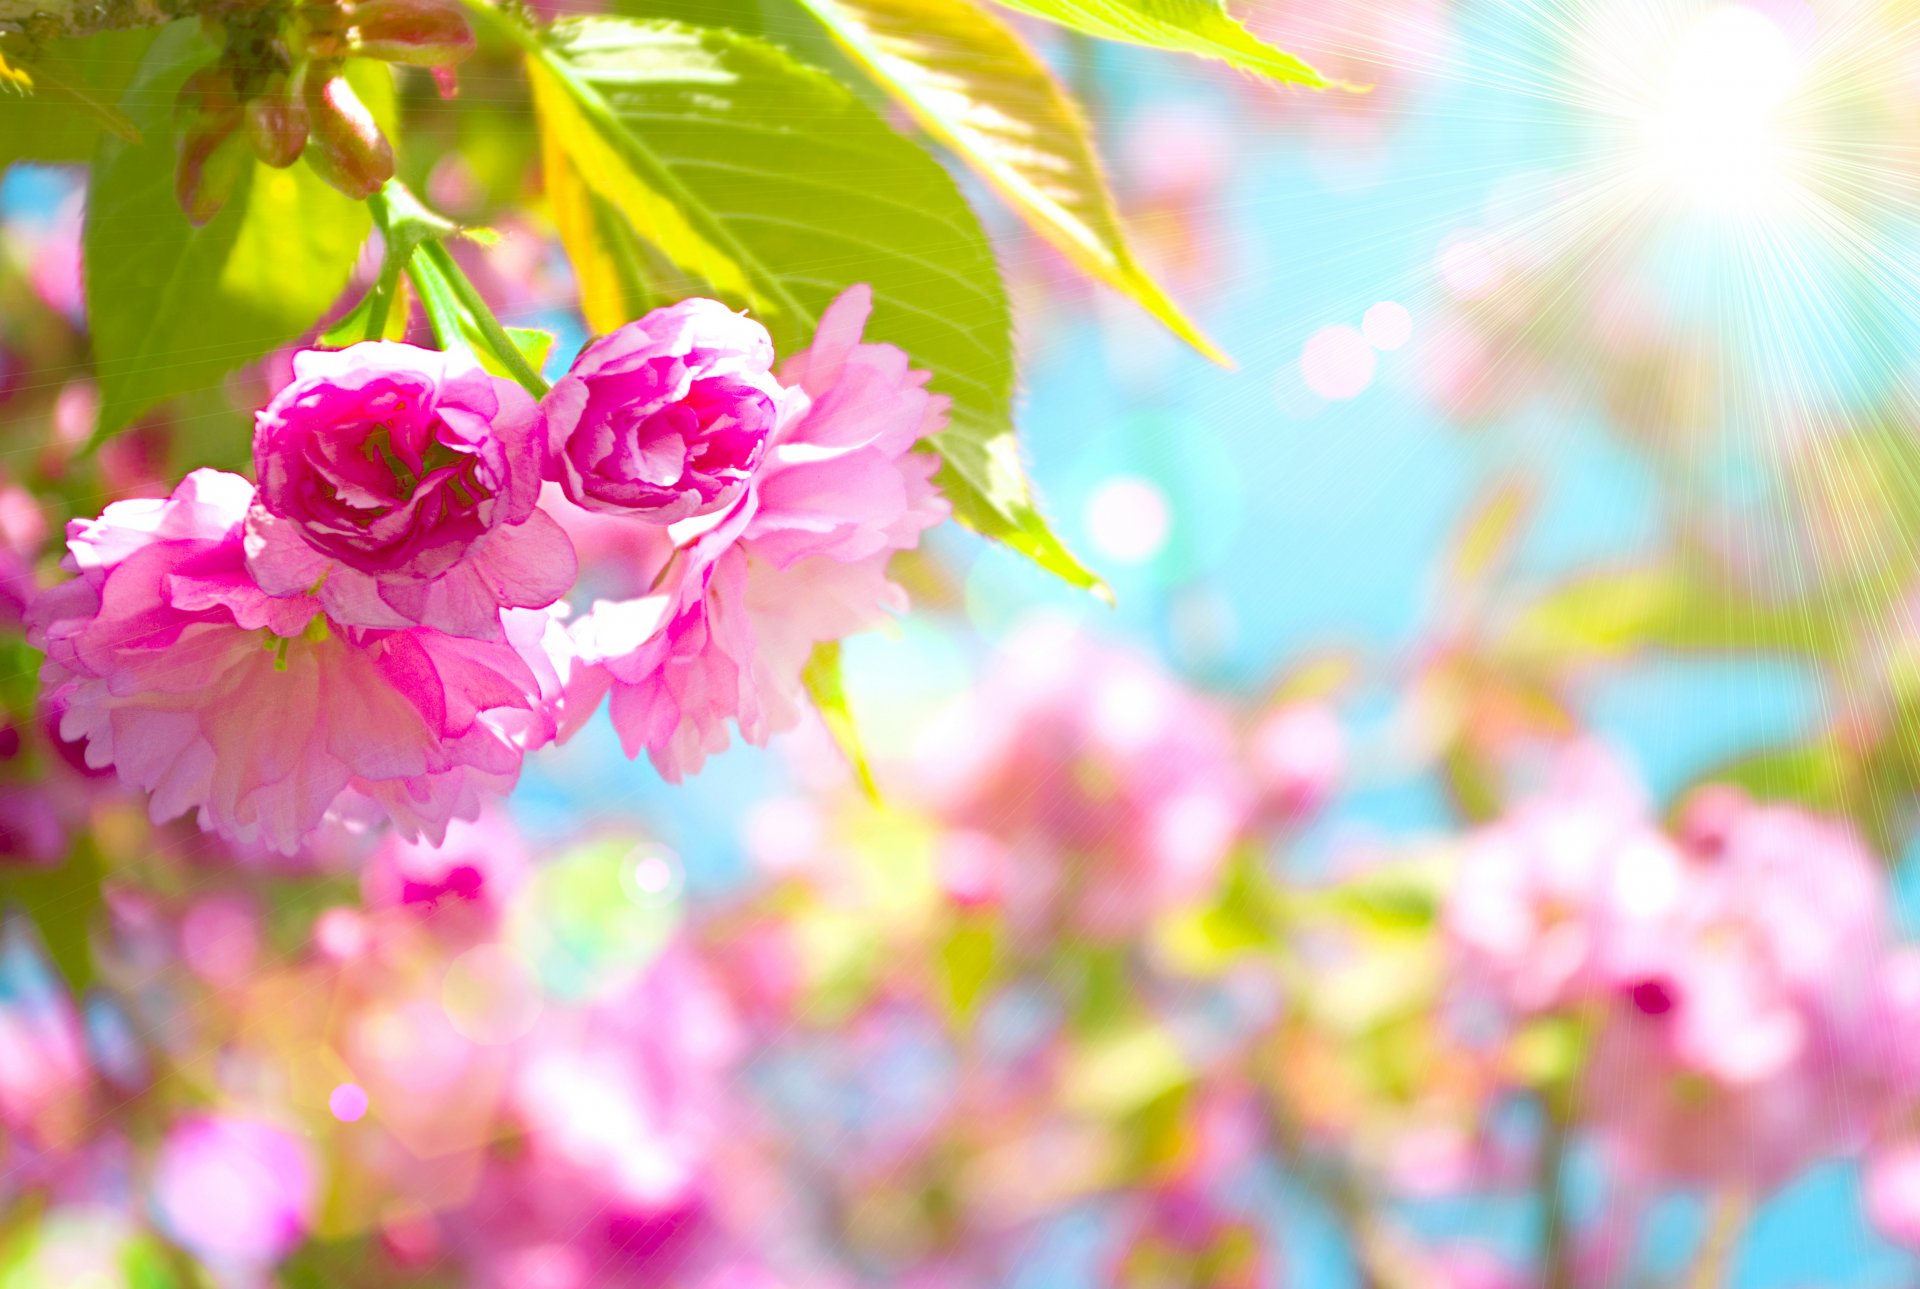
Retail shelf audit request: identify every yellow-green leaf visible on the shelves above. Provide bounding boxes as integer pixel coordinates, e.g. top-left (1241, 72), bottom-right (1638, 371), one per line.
top-left (520, 14), bottom-right (1102, 592)
top-left (801, 641), bottom-right (878, 800)
top-left (794, 0), bottom-right (1225, 364)
top-left (987, 0), bottom-right (1321, 85)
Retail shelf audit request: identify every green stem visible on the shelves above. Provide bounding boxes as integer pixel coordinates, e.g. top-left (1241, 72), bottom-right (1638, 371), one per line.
top-left (361, 193), bottom-right (410, 342)
top-left (1685, 1191), bottom-right (1749, 1289)
top-left (417, 239), bottom-right (551, 398)
top-left (404, 249), bottom-right (471, 356)
top-left (1538, 1093), bottom-right (1573, 1289)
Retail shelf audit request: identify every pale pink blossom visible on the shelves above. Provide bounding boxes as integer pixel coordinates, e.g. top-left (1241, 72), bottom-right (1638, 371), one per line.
top-left (446, 947), bottom-right (743, 1287)
top-left (0, 478), bottom-right (46, 631)
top-left (543, 299), bottom-right (792, 521)
top-left (150, 1115), bottom-right (314, 1266)
top-left (1445, 744), bottom-right (1686, 1015)
top-left (363, 805), bottom-right (529, 934)
top-left (913, 616), bottom-right (1251, 937)
top-left (0, 918), bottom-right (91, 1153)
top-left (246, 343), bottom-right (575, 641)
top-left (1449, 751), bottom-right (1894, 1189)
top-left (1866, 1141), bottom-right (1920, 1250)
top-left (565, 286), bottom-right (947, 780)
top-left (1247, 702), bottom-right (1344, 821)
top-left (29, 470), bottom-right (565, 854)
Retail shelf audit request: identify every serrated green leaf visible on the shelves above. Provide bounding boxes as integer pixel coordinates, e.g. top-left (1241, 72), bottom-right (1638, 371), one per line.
top-left (84, 29), bottom-right (389, 439)
top-left (794, 0), bottom-right (1225, 364)
top-left (520, 13), bottom-right (1100, 591)
top-left (986, 0), bottom-right (1321, 85)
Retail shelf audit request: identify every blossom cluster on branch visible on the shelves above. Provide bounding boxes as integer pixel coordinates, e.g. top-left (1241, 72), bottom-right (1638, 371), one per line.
top-left (27, 287), bottom-right (942, 853)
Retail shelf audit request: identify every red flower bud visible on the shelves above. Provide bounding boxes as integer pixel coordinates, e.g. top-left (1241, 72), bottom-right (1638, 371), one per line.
top-left (174, 62), bottom-right (240, 126)
top-left (245, 71), bottom-right (310, 168)
top-left (176, 113), bottom-right (251, 225)
top-left (349, 0), bottom-right (474, 67)
top-left (303, 72), bottom-right (394, 200)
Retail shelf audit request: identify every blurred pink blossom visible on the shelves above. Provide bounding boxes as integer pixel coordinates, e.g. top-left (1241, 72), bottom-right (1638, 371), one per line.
top-left (151, 1115), bottom-right (314, 1266)
top-left (914, 616), bottom-right (1251, 937)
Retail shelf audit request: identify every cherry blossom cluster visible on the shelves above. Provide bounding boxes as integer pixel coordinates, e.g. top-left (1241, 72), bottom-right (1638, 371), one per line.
top-left (27, 287), bottom-right (944, 854)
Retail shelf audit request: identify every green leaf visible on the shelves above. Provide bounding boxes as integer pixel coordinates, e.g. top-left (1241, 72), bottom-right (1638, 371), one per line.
top-left (518, 13), bottom-right (1101, 591)
top-left (937, 912), bottom-right (1000, 1022)
top-left (801, 641), bottom-right (879, 799)
top-left (793, 0), bottom-right (1225, 363)
top-left (84, 28), bottom-right (388, 439)
top-left (1505, 563), bottom-right (1848, 664)
top-left (0, 843), bottom-right (103, 992)
top-left (1690, 741), bottom-right (1860, 817)
top-left (0, 28), bottom-right (153, 169)
top-left (984, 0), bottom-right (1321, 85)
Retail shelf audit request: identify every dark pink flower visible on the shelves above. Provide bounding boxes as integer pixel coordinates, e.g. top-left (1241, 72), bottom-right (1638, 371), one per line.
top-left (29, 470), bottom-right (567, 854)
top-left (246, 342), bottom-right (575, 640)
top-left (543, 299), bottom-right (793, 522)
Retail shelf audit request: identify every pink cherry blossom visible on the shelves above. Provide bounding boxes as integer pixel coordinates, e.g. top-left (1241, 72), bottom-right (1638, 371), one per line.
top-left (444, 946), bottom-right (743, 1287)
top-left (1445, 743), bottom-right (1686, 1016)
top-left (564, 286), bottom-right (948, 780)
top-left (1449, 750), bottom-right (1894, 1190)
top-left (246, 342), bottom-right (575, 641)
top-left (1866, 1141), bottom-right (1920, 1250)
top-left (1247, 702), bottom-right (1344, 822)
top-left (0, 918), bottom-right (92, 1154)
top-left (150, 1115), bottom-right (314, 1266)
top-left (912, 616), bottom-right (1251, 938)
top-left (363, 805), bottom-right (529, 934)
top-left (28, 470), bottom-right (566, 854)
top-left (543, 299), bottom-right (793, 522)
top-left (0, 478), bottom-right (46, 632)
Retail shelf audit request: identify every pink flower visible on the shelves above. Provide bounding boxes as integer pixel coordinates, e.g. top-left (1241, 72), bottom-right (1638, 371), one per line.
top-left (363, 806), bottom-right (529, 939)
top-left (0, 478), bottom-right (47, 632)
top-left (1445, 744), bottom-right (1685, 1015)
top-left (150, 1115), bottom-right (313, 1266)
top-left (245, 342), bottom-right (575, 640)
top-left (1866, 1141), bottom-right (1920, 1250)
top-left (29, 470), bottom-right (566, 854)
top-left (913, 616), bottom-right (1251, 937)
top-left (1449, 750), bottom-right (1894, 1189)
top-left (543, 299), bottom-right (793, 522)
top-left (443, 947), bottom-right (743, 1287)
top-left (565, 287), bottom-right (948, 780)
top-left (1247, 702), bottom-right (1344, 822)
top-left (0, 918), bottom-right (92, 1153)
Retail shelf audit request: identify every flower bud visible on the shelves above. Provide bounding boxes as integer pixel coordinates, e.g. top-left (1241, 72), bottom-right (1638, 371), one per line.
top-left (176, 113), bottom-right (251, 226)
top-left (302, 72), bottom-right (394, 200)
top-left (349, 0), bottom-right (474, 66)
top-left (245, 71), bottom-right (310, 169)
top-left (174, 62), bottom-right (239, 127)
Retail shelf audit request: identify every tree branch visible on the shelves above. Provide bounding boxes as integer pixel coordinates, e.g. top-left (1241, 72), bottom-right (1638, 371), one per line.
top-left (1, 0), bottom-right (184, 41)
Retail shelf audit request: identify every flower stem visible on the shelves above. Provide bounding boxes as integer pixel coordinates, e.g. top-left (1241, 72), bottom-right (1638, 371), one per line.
top-left (417, 238), bottom-right (551, 398)
top-left (1538, 1092), bottom-right (1574, 1289)
top-left (403, 247), bottom-right (472, 358)
top-left (1686, 1190), bottom-right (1749, 1289)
